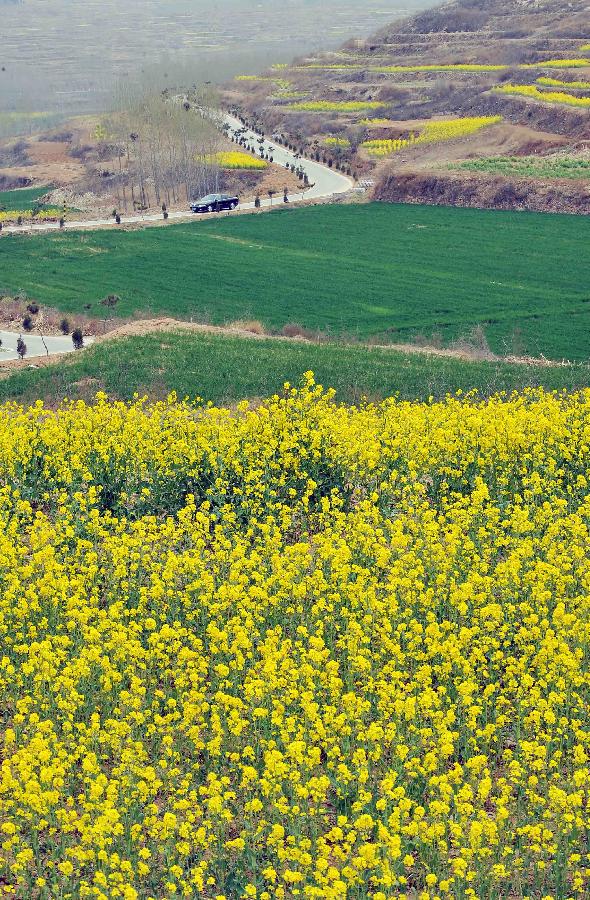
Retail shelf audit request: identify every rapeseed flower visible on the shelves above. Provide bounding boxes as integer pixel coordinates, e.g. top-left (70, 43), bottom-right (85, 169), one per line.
top-left (0, 376), bottom-right (589, 897)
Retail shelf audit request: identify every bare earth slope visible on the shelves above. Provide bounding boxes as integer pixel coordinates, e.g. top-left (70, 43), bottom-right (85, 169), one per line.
top-left (224, 0), bottom-right (590, 213)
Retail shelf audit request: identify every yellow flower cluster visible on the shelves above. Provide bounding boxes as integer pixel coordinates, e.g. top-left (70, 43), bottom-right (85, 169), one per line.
top-left (372, 64), bottom-right (506, 74)
top-left (495, 83), bottom-right (590, 108)
top-left (0, 208), bottom-right (63, 224)
top-left (362, 117), bottom-right (501, 157)
top-left (286, 101), bottom-right (385, 112)
top-left (207, 151), bottom-right (268, 170)
top-left (2, 377), bottom-right (590, 899)
top-left (295, 59), bottom-right (590, 75)
top-left (361, 137), bottom-right (416, 157)
top-left (295, 64), bottom-right (506, 74)
top-left (323, 137), bottom-right (350, 147)
top-left (417, 116), bottom-right (502, 143)
top-left (525, 58), bottom-right (590, 68)
top-left (538, 77), bottom-right (590, 89)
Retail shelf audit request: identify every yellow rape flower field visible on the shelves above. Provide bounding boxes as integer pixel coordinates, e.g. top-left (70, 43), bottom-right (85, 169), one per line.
top-left (0, 209), bottom-right (63, 224)
top-left (494, 84), bottom-right (590, 108)
top-left (362, 118), bottom-right (501, 158)
top-left (207, 152), bottom-right (268, 170)
top-left (1, 376), bottom-right (590, 899)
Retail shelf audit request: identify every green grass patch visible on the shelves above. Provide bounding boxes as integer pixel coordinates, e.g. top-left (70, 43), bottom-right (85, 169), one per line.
top-left (454, 156), bottom-right (590, 180)
top-left (1, 203), bottom-right (589, 360)
top-left (0, 185), bottom-right (53, 212)
top-left (0, 330), bottom-right (587, 408)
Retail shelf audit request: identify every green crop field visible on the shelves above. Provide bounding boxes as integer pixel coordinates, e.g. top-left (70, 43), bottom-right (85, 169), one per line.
top-left (1, 203), bottom-right (589, 360)
top-left (0, 185), bottom-right (53, 211)
top-left (455, 156), bottom-right (590, 180)
top-left (1, 330), bottom-right (587, 408)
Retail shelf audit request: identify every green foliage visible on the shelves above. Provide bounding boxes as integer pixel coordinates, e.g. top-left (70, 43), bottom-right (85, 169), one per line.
top-left (0, 330), bottom-right (587, 408)
top-left (455, 156), bottom-right (590, 179)
top-left (0, 185), bottom-right (53, 212)
top-left (1, 203), bottom-right (589, 360)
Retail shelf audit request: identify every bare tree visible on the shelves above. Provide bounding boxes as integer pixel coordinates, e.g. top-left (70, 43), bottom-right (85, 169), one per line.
top-left (106, 77), bottom-right (223, 212)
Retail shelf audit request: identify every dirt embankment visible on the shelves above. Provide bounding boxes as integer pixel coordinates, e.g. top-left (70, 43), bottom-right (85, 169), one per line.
top-left (373, 170), bottom-right (590, 215)
top-left (0, 316), bottom-right (571, 381)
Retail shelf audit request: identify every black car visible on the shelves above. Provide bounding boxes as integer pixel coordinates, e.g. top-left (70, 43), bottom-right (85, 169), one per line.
top-left (190, 193), bottom-right (239, 213)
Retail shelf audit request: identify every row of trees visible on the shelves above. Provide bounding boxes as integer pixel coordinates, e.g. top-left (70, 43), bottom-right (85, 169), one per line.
top-left (12, 328), bottom-right (83, 360)
top-left (102, 80), bottom-right (223, 212)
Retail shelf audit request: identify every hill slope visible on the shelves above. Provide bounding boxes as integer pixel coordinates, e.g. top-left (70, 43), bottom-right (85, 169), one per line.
top-left (225, 0), bottom-right (590, 213)
top-left (2, 326), bottom-right (588, 408)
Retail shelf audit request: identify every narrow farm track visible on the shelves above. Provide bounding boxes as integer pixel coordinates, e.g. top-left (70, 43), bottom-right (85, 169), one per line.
top-left (1, 113), bottom-right (354, 236)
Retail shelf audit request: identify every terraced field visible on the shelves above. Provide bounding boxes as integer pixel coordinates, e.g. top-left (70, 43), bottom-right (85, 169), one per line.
top-left (455, 156), bottom-right (590, 180)
top-left (225, 0), bottom-right (590, 213)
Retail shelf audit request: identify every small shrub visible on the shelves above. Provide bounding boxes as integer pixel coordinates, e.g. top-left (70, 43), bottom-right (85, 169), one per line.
top-left (59, 317), bottom-right (71, 335)
top-left (22, 315), bottom-right (34, 332)
top-left (281, 323), bottom-right (316, 340)
top-left (26, 302), bottom-right (39, 315)
top-left (72, 328), bottom-right (84, 350)
top-left (450, 324), bottom-right (495, 360)
top-left (229, 319), bottom-right (267, 335)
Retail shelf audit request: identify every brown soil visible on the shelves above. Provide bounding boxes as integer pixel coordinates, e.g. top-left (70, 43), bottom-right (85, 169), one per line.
top-left (373, 169), bottom-right (590, 215)
top-left (0, 353), bottom-right (70, 374)
top-left (1, 136), bottom-right (86, 188)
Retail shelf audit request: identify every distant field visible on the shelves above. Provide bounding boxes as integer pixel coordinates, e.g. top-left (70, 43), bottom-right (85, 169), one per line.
top-left (0, 111), bottom-right (64, 139)
top-left (0, 185), bottom-right (53, 212)
top-left (1, 203), bottom-right (590, 360)
top-left (0, 330), bottom-right (587, 407)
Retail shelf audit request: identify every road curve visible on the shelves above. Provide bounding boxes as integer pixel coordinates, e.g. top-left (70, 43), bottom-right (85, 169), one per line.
top-left (2, 113), bottom-right (354, 236)
top-left (0, 330), bottom-right (94, 362)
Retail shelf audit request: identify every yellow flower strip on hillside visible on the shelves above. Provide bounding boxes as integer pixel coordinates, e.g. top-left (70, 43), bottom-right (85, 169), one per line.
top-left (374, 63), bottom-right (506, 73)
top-left (538, 77), bottom-right (590, 89)
top-left (0, 208), bottom-right (63, 223)
top-left (295, 59), bottom-right (590, 75)
top-left (495, 83), bottom-right (590, 107)
top-left (295, 63), bottom-right (507, 73)
top-left (359, 117), bottom-right (391, 125)
top-left (286, 100), bottom-right (385, 112)
top-left (524, 57), bottom-right (590, 68)
top-left (362, 116), bottom-right (502, 157)
top-left (323, 136), bottom-right (350, 146)
top-left (207, 151), bottom-right (268, 170)
top-left (362, 136), bottom-right (416, 156)
top-left (1, 378), bottom-right (590, 898)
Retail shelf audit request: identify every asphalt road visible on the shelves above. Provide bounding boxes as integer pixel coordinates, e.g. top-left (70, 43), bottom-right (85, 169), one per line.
top-left (0, 330), bottom-right (94, 361)
top-left (2, 113), bottom-right (354, 235)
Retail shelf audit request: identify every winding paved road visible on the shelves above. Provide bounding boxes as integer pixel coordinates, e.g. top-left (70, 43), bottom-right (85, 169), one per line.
top-left (1, 113), bottom-right (354, 236)
top-left (0, 330), bottom-right (94, 361)
top-left (0, 114), bottom-right (354, 360)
